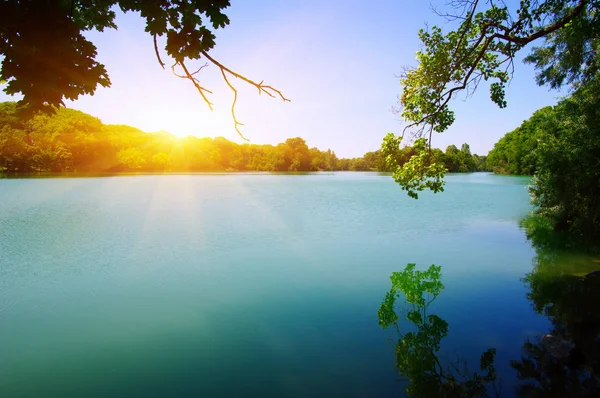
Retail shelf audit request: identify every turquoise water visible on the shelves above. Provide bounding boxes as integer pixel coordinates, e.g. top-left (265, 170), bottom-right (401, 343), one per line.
top-left (0, 172), bottom-right (574, 397)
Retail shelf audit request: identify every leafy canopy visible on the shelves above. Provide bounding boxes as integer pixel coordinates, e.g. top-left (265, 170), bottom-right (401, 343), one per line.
top-left (527, 76), bottom-right (600, 243)
top-left (385, 0), bottom-right (598, 197)
top-left (485, 73), bottom-right (600, 245)
top-left (382, 134), bottom-right (447, 199)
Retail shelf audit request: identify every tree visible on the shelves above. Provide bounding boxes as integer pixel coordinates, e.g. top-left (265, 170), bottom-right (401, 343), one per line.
top-left (459, 144), bottom-right (471, 171)
top-left (384, 0), bottom-right (598, 197)
top-left (382, 135), bottom-right (446, 199)
top-left (472, 154), bottom-right (488, 172)
top-left (0, 1), bottom-right (288, 138)
top-left (487, 107), bottom-right (554, 175)
top-left (151, 152), bottom-right (171, 171)
top-left (528, 77), bottom-right (600, 241)
top-left (0, 125), bottom-right (30, 173)
top-left (444, 144), bottom-right (461, 172)
top-left (281, 138), bottom-right (310, 171)
top-left (485, 74), bottom-right (600, 242)
top-left (309, 147), bottom-right (339, 171)
top-left (0, 100), bottom-right (489, 176)
top-left (117, 147), bottom-right (146, 170)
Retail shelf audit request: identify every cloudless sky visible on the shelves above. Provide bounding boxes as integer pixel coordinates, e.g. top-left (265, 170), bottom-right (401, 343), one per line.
top-left (0, 0), bottom-right (565, 158)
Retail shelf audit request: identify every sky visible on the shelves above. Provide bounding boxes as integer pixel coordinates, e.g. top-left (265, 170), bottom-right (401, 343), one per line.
top-left (0, 0), bottom-right (566, 158)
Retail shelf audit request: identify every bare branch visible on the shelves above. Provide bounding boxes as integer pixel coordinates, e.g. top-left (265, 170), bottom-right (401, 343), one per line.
top-left (166, 50), bottom-right (291, 140)
top-left (153, 35), bottom-right (165, 70)
top-left (153, 35), bottom-right (290, 140)
top-left (201, 51), bottom-right (291, 103)
top-left (218, 67), bottom-right (249, 141)
top-left (173, 61), bottom-right (214, 110)
top-left (189, 63), bottom-right (209, 76)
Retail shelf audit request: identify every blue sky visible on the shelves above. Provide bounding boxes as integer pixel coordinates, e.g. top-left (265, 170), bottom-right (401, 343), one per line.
top-left (0, 0), bottom-right (564, 157)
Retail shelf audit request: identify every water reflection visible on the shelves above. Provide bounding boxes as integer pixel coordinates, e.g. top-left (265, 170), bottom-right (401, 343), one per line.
top-left (378, 264), bottom-right (500, 397)
top-left (510, 244), bottom-right (600, 396)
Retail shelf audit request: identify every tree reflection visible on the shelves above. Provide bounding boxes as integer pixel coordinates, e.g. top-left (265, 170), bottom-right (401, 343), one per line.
top-left (511, 225), bottom-right (600, 397)
top-left (378, 263), bottom-right (500, 397)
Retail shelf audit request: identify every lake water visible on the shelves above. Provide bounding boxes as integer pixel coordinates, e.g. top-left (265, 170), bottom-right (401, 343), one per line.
top-left (0, 172), bottom-right (595, 397)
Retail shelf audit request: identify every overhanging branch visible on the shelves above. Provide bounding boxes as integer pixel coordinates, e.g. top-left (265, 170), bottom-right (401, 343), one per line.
top-left (160, 48), bottom-right (289, 140)
top-left (201, 51), bottom-right (291, 103)
top-left (401, 0), bottom-right (588, 138)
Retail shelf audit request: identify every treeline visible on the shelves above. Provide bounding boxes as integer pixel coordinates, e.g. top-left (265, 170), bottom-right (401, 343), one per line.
top-left (389, 143), bottom-right (489, 173)
top-left (487, 76), bottom-right (600, 247)
top-left (486, 106), bottom-right (553, 175)
top-left (0, 102), bottom-right (370, 173)
top-left (0, 101), bottom-right (487, 174)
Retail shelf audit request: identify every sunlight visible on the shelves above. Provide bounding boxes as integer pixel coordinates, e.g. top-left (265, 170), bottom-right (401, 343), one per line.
top-left (138, 174), bottom-right (207, 251)
top-left (137, 104), bottom-right (245, 140)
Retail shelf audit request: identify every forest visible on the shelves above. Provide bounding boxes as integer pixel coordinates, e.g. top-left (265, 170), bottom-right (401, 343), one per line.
top-left (0, 101), bottom-right (488, 174)
top-left (486, 76), bottom-right (600, 249)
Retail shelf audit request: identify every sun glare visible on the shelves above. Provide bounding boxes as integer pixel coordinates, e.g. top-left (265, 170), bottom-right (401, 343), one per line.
top-left (138, 107), bottom-right (239, 140)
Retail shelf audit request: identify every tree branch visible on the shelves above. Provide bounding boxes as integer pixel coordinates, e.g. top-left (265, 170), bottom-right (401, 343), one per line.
top-left (402, 32), bottom-right (493, 136)
top-left (153, 36), bottom-right (290, 140)
top-left (154, 34), bottom-right (165, 70)
top-left (495, 0), bottom-right (587, 46)
top-left (451, 0), bottom-right (480, 57)
top-left (201, 51), bottom-right (291, 103)
top-left (173, 61), bottom-right (214, 110)
top-left (401, 0), bottom-right (587, 137)
top-left (219, 67), bottom-right (248, 141)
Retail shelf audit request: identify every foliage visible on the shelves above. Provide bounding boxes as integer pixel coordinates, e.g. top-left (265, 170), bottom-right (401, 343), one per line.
top-left (0, 101), bottom-right (487, 175)
top-left (381, 133), bottom-right (488, 199)
top-left (378, 263), bottom-right (500, 397)
top-left (390, 0), bottom-right (598, 195)
top-left (525, 2), bottom-right (600, 90)
top-left (0, 1), bottom-right (228, 110)
top-left (485, 72), bottom-right (600, 244)
top-left (0, 1), bottom-right (287, 138)
top-left (486, 107), bottom-right (555, 175)
top-left (528, 76), bottom-right (600, 242)
top-left (399, 0), bottom-right (595, 134)
top-left (385, 136), bottom-right (447, 199)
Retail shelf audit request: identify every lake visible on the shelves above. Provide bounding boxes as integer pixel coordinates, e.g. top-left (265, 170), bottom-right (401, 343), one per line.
top-left (0, 172), bottom-right (596, 397)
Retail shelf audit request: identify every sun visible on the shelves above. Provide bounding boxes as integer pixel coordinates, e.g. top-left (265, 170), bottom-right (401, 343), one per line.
top-left (137, 106), bottom-right (240, 140)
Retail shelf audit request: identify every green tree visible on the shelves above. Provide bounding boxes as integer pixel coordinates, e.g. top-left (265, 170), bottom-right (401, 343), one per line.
top-left (384, 0), bottom-right (598, 196)
top-left (281, 138), bottom-right (310, 171)
top-left (0, 125), bottom-right (30, 173)
top-left (459, 143), bottom-right (476, 172)
top-left (0, 101), bottom-right (489, 177)
top-left (472, 154), bottom-right (488, 172)
top-left (444, 144), bottom-right (461, 172)
top-left (349, 158), bottom-right (368, 171)
top-left (528, 77), bottom-right (600, 241)
top-left (309, 147), bottom-right (327, 171)
top-left (362, 150), bottom-right (384, 171)
top-left (117, 148), bottom-right (147, 170)
top-left (487, 107), bottom-right (554, 175)
top-left (0, 0), bottom-right (287, 137)
top-left (382, 135), bottom-right (446, 199)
